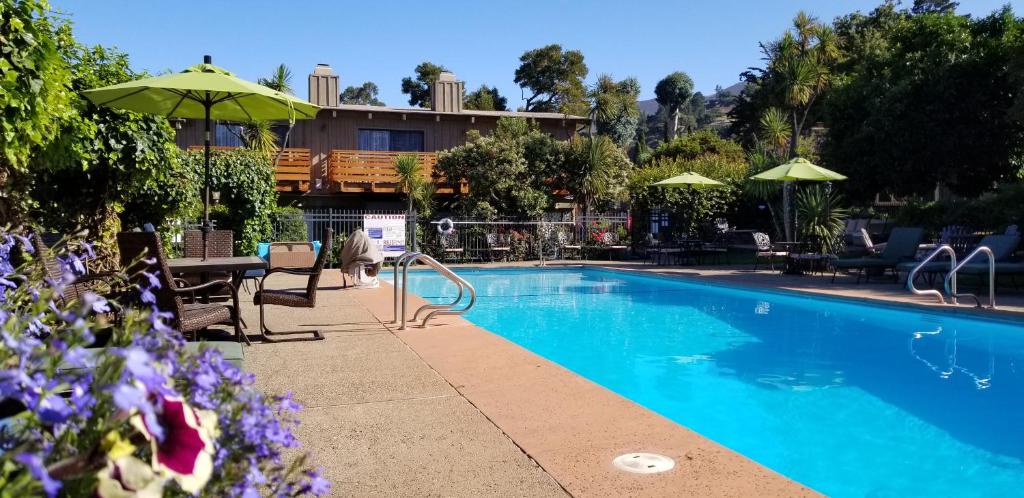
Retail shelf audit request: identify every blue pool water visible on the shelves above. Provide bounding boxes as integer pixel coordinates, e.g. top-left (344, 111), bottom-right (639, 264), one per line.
top-left (393, 268), bottom-right (1024, 497)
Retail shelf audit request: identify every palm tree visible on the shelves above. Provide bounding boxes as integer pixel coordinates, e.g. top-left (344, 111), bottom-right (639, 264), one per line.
top-left (570, 135), bottom-right (618, 217)
top-left (395, 154), bottom-right (424, 215)
top-left (763, 11), bottom-right (838, 241)
top-left (258, 64), bottom-right (293, 94)
top-left (758, 107), bottom-right (792, 158)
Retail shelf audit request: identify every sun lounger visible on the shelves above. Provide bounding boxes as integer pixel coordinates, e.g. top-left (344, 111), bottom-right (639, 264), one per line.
top-left (832, 227), bottom-right (924, 283)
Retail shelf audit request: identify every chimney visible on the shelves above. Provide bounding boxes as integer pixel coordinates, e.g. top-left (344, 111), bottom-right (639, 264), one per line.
top-left (308, 64), bottom-right (339, 107)
top-left (430, 71), bottom-right (464, 113)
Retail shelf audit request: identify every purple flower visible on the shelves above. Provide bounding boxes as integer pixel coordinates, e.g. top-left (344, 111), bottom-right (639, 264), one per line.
top-left (15, 452), bottom-right (61, 497)
top-left (111, 383), bottom-right (164, 442)
top-left (140, 287), bottom-right (157, 305)
top-left (36, 394), bottom-right (72, 425)
top-left (59, 254), bottom-right (86, 276)
top-left (142, 271), bottom-right (161, 289)
top-left (304, 468), bottom-right (331, 497)
top-left (81, 292), bottom-right (110, 314)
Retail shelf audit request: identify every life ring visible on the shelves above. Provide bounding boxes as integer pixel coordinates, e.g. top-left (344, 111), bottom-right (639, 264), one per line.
top-left (437, 218), bottom-right (455, 235)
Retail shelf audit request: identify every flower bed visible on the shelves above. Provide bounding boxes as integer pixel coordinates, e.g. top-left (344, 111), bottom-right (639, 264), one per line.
top-left (0, 230), bottom-right (329, 497)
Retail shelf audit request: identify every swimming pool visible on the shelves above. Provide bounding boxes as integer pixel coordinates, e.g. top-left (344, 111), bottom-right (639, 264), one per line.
top-left (394, 267), bottom-right (1024, 497)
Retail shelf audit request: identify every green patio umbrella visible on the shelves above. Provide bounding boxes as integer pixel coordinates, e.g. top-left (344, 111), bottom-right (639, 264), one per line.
top-left (654, 171), bottom-right (726, 188)
top-left (82, 55), bottom-right (320, 258)
top-left (750, 157), bottom-right (847, 181)
top-left (749, 157), bottom-right (847, 244)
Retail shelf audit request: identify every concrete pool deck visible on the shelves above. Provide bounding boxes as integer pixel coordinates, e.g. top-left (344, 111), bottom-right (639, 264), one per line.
top-left (241, 263), bottom-right (1023, 496)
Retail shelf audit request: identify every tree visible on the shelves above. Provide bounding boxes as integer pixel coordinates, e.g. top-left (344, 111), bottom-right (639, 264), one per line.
top-left (401, 62), bottom-right (447, 108)
top-left (589, 75), bottom-right (641, 149)
top-left (395, 154), bottom-right (425, 214)
top-left (565, 135), bottom-right (631, 215)
top-left (340, 81), bottom-right (385, 106)
top-left (0, 1), bottom-right (74, 221)
top-left (824, 4), bottom-right (1024, 202)
top-left (654, 72), bottom-right (694, 141)
top-left (464, 84), bottom-right (508, 111)
top-left (257, 64), bottom-right (293, 94)
top-left (29, 43), bottom-right (180, 267)
top-left (911, 0), bottom-right (958, 14)
top-left (513, 44), bottom-right (589, 115)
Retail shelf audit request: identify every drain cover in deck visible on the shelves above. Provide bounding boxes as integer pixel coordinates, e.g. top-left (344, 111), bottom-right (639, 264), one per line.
top-left (612, 453), bottom-right (675, 474)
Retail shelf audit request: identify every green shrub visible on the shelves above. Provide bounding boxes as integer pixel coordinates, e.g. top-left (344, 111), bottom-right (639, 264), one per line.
top-left (893, 183), bottom-right (1024, 234)
top-left (270, 206), bottom-right (308, 241)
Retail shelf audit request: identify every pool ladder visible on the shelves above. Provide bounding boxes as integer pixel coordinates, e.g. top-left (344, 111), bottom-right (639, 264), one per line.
top-left (907, 244), bottom-right (996, 308)
top-left (392, 252), bottom-right (476, 330)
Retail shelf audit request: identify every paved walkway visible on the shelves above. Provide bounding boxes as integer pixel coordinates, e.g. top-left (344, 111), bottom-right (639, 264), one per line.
top-left (238, 273), bottom-right (567, 497)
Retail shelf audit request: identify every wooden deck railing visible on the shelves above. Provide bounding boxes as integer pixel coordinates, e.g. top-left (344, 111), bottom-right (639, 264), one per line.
top-left (186, 146), bottom-right (312, 192)
top-left (328, 150), bottom-right (465, 194)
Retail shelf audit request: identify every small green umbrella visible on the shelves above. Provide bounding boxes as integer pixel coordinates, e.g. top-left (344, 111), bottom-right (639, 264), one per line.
top-left (750, 157), bottom-right (847, 181)
top-left (654, 171), bottom-right (726, 188)
top-left (82, 55), bottom-right (320, 258)
top-left (750, 157), bottom-right (846, 244)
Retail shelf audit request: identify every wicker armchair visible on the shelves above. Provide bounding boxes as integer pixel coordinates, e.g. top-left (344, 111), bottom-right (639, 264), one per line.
top-left (31, 233), bottom-right (123, 312)
top-left (253, 229), bottom-right (332, 342)
top-left (116, 231), bottom-right (247, 345)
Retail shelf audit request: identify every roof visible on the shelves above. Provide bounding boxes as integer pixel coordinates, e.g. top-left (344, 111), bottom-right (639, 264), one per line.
top-left (320, 103), bottom-right (589, 121)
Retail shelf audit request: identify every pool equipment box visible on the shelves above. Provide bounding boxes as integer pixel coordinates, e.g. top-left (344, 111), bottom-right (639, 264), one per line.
top-left (364, 214), bottom-right (406, 257)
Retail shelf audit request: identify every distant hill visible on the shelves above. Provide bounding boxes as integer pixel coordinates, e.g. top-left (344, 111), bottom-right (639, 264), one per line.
top-left (638, 81), bottom-right (746, 116)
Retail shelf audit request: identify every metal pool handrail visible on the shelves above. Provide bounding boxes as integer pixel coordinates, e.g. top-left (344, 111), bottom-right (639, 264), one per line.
top-left (944, 245), bottom-right (996, 309)
top-left (908, 245), bottom-right (956, 304)
top-left (391, 251), bottom-right (476, 330)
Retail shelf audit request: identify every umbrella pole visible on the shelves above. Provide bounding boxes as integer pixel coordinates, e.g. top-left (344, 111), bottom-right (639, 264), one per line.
top-left (202, 96), bottom-right (211, 261)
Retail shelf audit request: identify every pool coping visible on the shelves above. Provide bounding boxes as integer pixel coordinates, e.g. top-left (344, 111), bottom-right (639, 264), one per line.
top-left (351, 282), bottom-right (819, 497)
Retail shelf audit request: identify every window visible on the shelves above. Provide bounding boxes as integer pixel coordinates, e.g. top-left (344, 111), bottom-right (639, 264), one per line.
top-left (357, 129), bottom-right (424, 152)
top-left (215, 123), bottom-right (243, 147)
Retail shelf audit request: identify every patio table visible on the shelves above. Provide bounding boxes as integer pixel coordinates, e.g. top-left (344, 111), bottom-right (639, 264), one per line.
top-left (168, 256), bottom-right (267, 288)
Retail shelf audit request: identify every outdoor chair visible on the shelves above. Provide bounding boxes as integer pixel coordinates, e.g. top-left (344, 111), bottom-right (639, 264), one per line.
top-left (31, 233), bottom-right (124, 325)
top-left (181, 229), bottom-right (235, 298)
top-left (486, 233), bottom-right (511, 262)
top-left (602, 232), bottom-right (628, 260)
top-left (558, 231), bottom-right (583, 260)
top-left (831, 227), bottom-right (924, 283)
top-left (439, 232), bottom-right (464, 263)
top-left (860, 228), bottom-right (885, 256)
top-left (253, 228), bottom-right (332, 342)
top-left (268, 241), bottom-right (317, 268)
top-left (753, 232), bottom-right (788, 271)
top-left (897, 234), bottom-right (1021, 288)
top-left (117, 231), bottom-right (246, 345)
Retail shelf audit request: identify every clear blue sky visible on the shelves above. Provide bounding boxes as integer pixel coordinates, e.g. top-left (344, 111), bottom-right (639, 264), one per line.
top-left (54, 0), bottom-right (1019, 107)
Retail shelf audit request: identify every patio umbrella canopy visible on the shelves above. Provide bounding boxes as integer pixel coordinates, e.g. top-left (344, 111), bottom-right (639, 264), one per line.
top-left (749, 156), bottom-right (847, 245)
top-left (82, 55), bottom-right (320, 258)
top-left (654, 171), bottom-right (726, 188)
top-left (750, 157), bottom-right (847, 181)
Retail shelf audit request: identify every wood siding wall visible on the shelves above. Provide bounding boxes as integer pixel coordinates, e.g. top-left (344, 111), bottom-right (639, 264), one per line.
top-left (174, 109), bottom-right (583, 192)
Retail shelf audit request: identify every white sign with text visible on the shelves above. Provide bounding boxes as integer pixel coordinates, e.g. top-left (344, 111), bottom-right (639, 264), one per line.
top-left (363, 214), bottom-right (406, 257)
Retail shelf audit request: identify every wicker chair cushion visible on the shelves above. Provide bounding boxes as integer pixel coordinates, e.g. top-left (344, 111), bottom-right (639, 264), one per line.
top-left (180, 303), bottom-right (234, 333)
top-left (253, 290), bottom-right (314, 308)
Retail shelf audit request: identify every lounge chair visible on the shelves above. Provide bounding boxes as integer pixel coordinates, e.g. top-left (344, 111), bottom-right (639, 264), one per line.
top-left (602, 232), bottom-right (628, 260)
top-left (253, 228), bottom-right (332, 342)
top-left (860, 228), bottom-right (885, 255)
top-left (832, 227), bottom-right (924, 283)
top-left (117, 231), bottom-right (247, 345)
top-left (753, 232), bottom-right (788, 271)
top-left (558, 231), bottom-right (583, 260)
top-left (439, 232), bottom-right (464, 263)
top-left (897, 234), bottom-right (1021, 286)
top-left (486, 233), bottom-right (511, 262)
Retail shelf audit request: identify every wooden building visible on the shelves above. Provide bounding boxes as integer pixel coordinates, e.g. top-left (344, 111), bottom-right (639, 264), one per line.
top-left (174, 64), bottom-right (589, 208)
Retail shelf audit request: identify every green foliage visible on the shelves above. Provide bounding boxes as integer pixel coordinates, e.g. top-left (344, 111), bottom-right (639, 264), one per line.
top-left (629, 134), bottom-right (748, 236)
top-left (270, 206), bottom-right (308, 241)
top-left (795, 185), bottom-right (848, 254)
top-left (590, 75), bottom-right (641, 148)
top-left (464, 84), bottom-right (508, 111)
top-left (563, 135), bottom-right (632, 214)
top-left (401, 61), bottom-right (447, 108)
top-left (340, 81), bottom-right (385, 106)
top-left (823, 5), bottom-right (1024, 202)
top-left (654, 71), bottom-right (694, 140)
top-left (257, 63), bottom-right (293, 94)
top-left (26, 43), bottom-right (179, 269)
top-left (395, 154), bottom-right (433, 215)
top-left (649, 130), bottom-right (746, 165)
top-left (178, 149), bottom-right (277, 255)
top-left (893, 183), bottom-right (1024, 234)
top-left (514, 44), bottom-right (589, 115)
top-left (0, 0), bottom-right (74, 220)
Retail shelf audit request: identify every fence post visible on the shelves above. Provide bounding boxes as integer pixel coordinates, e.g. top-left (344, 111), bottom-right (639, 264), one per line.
top-left (409, 209), bottom-right (418, 253)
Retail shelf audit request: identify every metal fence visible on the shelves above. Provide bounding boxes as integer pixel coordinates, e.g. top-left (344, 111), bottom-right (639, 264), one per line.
top-left (270, 208), bottom-right (410, 244)
top-left (422, 212), bottom-right (631, 262)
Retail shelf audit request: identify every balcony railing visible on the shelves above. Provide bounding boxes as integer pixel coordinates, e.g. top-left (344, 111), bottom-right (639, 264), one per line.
top-left (328, 150), bottom-right (465, 194)
top-left (186, 146), bottom-right (312, 192)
